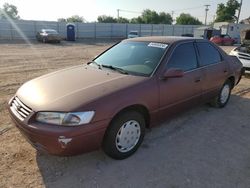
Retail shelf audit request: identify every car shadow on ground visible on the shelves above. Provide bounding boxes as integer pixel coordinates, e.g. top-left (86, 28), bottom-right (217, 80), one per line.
top-left (36, 94), bottom-right (250, 188)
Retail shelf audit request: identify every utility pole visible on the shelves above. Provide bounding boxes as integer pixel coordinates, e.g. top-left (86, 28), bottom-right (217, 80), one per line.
top-left (116, 9), bottom-right (141, 19)
top-left (237, 0), bottom-right (243, 23)
top-left (171, 11), bottom-right (174, 18)
top-left (171, 11), bottom-right (175, 24)
top-left (204, 4), bottom-right (210, 25)
top-left (117, 9), bottom-right (120, 19)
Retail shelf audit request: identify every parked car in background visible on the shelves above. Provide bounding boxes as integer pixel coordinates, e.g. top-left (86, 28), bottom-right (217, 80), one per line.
top-left (181, 33), bottom-right (194, 37)
top-left (230, 28), bottom-right (250, 71)
top-left (210, 34), bottom-right (235, 46)
top-left (8, 37), bottom-right (243, 160)
top-left (36, 29), bottom-right (61, 43)
top-left (127, 31), bottom-right (139, 38)
top-left (230, 47), bottom-right (250, 71)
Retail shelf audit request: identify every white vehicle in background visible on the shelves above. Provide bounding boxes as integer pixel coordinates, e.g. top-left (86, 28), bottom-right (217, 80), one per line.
top-left (230, 28), bottom-right (250, 71)
top-left (230, 47), bottom-right (250, 71)
top-left (128, 31), bottom-right (139, 38)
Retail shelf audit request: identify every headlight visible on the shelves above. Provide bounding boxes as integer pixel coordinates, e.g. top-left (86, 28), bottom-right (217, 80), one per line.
top-left (36, 111), bottom-right (95, 126)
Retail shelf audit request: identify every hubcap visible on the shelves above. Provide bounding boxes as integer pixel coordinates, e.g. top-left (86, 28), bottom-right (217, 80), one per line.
top-left (115, 120), bottom-right (141, 153)
top-left (220, 84), bottom-right (230, 104)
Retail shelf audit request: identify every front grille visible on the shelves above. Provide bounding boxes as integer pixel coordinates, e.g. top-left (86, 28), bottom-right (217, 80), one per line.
top-left (239, 56), bottom-right (250, 61)
top-left (10, 97), bottom-right (32, 121)
top-left (238, 52), bottom-right (250, 60)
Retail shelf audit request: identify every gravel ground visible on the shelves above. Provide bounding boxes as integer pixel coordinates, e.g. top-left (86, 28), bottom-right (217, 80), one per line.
top-left (0, 41), bottom-right (250, 188)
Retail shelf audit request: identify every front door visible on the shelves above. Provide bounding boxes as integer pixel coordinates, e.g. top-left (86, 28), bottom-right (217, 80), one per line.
top-left (158, 42), bottom-right (203, 119)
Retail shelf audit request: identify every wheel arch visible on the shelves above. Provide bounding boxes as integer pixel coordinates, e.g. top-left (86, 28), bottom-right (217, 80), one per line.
top-left (110, 104), bottom-right (151, 129)
top-left (227, 76), bottom-right (235, 89)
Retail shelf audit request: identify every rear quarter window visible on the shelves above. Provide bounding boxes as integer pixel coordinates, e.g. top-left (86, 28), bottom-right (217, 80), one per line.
top-left (196, 42), bottom-right (222, 66)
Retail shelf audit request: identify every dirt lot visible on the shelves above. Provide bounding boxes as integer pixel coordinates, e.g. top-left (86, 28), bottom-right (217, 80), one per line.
top-left (0, 41), bottom-right (250, 188)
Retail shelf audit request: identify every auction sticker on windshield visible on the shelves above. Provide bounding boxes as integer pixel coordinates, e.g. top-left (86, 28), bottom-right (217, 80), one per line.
top-left (148, 42), bottom-right (168, 49)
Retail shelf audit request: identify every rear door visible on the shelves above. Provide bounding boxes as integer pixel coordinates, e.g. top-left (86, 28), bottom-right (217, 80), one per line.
top-left (195, 42), bottom-right (229, 101)
top-left (158, 42), bottom-right (203, 117)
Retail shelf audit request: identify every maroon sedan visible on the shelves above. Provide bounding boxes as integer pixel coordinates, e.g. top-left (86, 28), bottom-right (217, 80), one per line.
top-left (210, 34), bottom-right (235, 46)
top-left (8, 37), bottom-right (243, 159)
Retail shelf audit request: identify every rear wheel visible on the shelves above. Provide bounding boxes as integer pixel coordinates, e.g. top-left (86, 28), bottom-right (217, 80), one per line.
top-left (102, 111), bottom-right (145, 160)
top-left (210, 80), bottom-right (232, 108)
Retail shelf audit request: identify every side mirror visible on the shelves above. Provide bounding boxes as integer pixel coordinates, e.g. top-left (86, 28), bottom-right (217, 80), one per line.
top-left (162, 68), bottom-right (184, 79)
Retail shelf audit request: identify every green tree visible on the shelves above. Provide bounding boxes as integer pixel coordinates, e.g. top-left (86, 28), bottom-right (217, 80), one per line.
top-left (130, 9), bottom-right (173, 24)
top-left (158, 12), bottom-right (173, 24)
top-left (176, 13), bottom-right (202, 25)
top-left (97, 9), bottom-right (173, 24)
top-left (141, 9), bottom-right (159, 23)
top-left (130, 16), bottom-right (144, 24)
top-left (97, 15), bottom-right (117, 23)
top-left (66, 15), bottom-right (85, 23)
top-left (117, 17), bottom-right (129, 23)
top-left (215, 0), bottom-right (240, 22)
top-left (0, 3), bottom-right (20, 20)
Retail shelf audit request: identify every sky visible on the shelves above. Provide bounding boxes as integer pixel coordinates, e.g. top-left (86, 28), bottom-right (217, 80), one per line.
top-left (0, 0), bottom-right (249, 24)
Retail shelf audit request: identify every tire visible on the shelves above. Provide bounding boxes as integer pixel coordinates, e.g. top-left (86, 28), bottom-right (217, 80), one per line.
top-left (102, 111), bottom-right (146, 160)
top-left (210, 80), bottom-right (232, 108)
top-left (42, 37), bottom-right (46, 43)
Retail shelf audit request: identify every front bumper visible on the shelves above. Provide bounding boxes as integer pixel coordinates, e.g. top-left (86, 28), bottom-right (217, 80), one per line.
top-left (239, 58), bottom-right (250, 69)
top-left (47, 37), bottom-right (61, 41)
top-left (230, 50), bottom-right (250, 69)
top-left (8, 105), bottom-right (110, 156)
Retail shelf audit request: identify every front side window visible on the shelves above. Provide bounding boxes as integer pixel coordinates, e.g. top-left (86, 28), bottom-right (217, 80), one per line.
top-left (166, 42), bottom-right (198, 72)
top-left (196, 42), bottom-right (222, 66)
top-left (94, 41), bottom-right (168, 76)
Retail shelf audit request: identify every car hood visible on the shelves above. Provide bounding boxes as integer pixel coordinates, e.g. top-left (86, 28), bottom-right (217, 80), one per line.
top-left (16, 65), bottom-right (146, 111)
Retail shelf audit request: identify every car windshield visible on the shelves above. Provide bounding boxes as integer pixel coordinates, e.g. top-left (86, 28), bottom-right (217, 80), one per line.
top-left (45, 30), bottom-right (58, 34)
top-left (129, 32), bottom-right (138, 35)
top-left (94, 41), bottom-right (168, 76)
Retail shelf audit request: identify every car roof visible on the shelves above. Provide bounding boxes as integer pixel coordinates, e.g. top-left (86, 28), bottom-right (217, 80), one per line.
top-left (125, 36), bottom-right (203, 44)
top-left (42, 29), bottom-right (57, 32)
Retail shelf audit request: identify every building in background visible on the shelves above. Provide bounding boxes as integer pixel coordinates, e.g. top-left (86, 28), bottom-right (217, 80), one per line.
top-left (213, 22), bottom-right (250, 43)
top-left (194, 26), bottom-right (221, 39)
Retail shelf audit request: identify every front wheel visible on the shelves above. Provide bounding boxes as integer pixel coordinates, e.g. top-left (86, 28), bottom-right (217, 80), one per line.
top-left (102, 111), bottom-right (145, 160)
top-left (210, 80), bottom-right (232, 108)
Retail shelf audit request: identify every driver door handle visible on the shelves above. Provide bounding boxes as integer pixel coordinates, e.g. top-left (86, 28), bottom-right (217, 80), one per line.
top-left (194, 77), bottom-right (201, 83)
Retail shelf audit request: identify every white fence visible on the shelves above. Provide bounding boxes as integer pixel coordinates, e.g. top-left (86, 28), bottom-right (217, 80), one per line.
top-left (0, 19), bottom-right (202, 40)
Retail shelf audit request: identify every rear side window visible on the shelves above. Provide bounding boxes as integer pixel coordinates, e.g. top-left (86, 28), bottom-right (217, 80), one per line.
top-left (196, 42), bottom-right (222, 66)
top-left (167, 42), bottom-right (198, 72)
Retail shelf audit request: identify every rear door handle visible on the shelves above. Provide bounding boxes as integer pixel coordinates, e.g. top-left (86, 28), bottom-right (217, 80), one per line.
top-left (194, 77), bottom-right (201, 83)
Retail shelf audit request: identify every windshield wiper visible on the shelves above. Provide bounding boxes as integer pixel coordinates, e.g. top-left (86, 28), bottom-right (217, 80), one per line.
top-left (101, 64), bottom-right (128, 75)
top-left (87, 61), bottom-right (102, 69)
